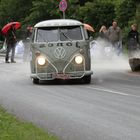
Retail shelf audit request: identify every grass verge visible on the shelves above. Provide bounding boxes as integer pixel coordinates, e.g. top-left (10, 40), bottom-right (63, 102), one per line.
top-left (0, 106), bottom-right (59, 140)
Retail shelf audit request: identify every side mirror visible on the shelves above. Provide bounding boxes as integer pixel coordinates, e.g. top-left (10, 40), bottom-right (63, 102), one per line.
top-left (89, 36), bottom-right (93, 41)
top-left (26, 37), bottom-right (31, 42)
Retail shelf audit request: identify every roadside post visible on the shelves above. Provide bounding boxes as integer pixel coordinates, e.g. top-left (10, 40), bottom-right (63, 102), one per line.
top-left (59, 0), bottom-right (67, 19)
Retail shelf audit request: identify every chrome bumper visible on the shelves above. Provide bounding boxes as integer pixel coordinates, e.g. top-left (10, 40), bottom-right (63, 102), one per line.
top-left (30, 70), bottom-right (93, 80)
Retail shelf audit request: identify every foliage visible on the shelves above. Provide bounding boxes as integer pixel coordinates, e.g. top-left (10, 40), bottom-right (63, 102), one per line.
top-left (0, 0), bottom-right (32, 28)
top-left (116, 0), bottom-right (137, 28)
top-left (65, 0), bottom-right (80, 19)
top-left (134, 4), bottom-right (140, 32)
top-left (24, 0), bottom-right (60, 26)
top-left (78, 1), bottom-right (115, 30)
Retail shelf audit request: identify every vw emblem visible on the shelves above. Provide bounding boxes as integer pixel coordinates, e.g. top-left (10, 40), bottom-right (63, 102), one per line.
top-left (54, 47), bottom-right (66, 59)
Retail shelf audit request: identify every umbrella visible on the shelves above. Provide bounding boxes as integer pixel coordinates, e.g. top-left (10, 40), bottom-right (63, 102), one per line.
top-left (1, 22), bottom-right (21, 35)
top-left (84, 23), bottom-right (95, 32)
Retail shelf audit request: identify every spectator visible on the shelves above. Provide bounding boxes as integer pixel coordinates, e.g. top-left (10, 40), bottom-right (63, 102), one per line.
top-left (5, 26), bottom-right (17, 63)
top-left (26, 26), bottom-right (33, 38)
top-left (99, 25), bottom-right (108, 40)
top-left (108, 21), bottom-right (122, 55)
top-left (127, 24), bottom-right (139, 57)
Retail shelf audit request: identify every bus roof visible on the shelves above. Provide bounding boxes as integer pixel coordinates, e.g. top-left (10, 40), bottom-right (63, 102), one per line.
top-left (34, 19), bottom-right (83, 28)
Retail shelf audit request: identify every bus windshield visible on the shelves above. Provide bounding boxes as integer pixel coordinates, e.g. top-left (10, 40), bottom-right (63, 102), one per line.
top-left (36, 26), bottom-right (83, 42)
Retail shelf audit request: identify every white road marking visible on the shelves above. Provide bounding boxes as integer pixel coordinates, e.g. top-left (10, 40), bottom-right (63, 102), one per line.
top-left (87, 86), bottom-right (129, 96)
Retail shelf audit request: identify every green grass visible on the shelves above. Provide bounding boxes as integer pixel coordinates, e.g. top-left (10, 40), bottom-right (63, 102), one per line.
top-left (0, 106), bottom-right (59, 140)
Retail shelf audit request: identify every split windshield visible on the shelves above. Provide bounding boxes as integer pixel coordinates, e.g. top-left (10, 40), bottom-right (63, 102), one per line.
top-left (36, 26), bottom-right (83, 42)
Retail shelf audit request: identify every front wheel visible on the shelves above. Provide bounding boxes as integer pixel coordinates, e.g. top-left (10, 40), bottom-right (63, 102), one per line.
top-left (32, 78), bottom-right (39, 84)
top-left (82, 75), bottom-right (91, 84)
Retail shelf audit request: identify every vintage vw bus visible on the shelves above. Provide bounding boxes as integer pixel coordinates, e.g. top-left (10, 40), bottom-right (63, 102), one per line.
top-left (30, 19), bottom-right (93, 84)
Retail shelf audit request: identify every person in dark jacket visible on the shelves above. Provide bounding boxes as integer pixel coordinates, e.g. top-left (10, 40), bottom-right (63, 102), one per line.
top-left (5, 26), bottom-right (17, 63)
top-left (128, 24), bottom-right (139, 57)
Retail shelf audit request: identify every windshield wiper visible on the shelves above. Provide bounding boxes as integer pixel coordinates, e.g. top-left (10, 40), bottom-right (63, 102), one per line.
top-left (60, 30), bottom-right (72, 42)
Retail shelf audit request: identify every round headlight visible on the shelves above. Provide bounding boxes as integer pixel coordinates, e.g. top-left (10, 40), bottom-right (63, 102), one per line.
top-left (37, 56), bottom-right (46, 65)
top-left (75, 55), bottom-right (83, 64)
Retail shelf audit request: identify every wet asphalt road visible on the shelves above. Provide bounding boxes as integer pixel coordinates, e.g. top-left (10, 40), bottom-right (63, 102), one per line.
top-left (0, 58), bottom-right (140, 140)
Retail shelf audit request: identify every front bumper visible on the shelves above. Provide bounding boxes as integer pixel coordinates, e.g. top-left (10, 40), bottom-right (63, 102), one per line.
top-left (30, 70), bottom-right (93, 80)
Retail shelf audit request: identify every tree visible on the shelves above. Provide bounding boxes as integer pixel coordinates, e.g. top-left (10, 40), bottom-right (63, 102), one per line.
top-left (24, 0), bottom-right (61, 25)
top-left (0, 0), bottom-right (32, 28)
top-left (78, 1), bottom-right (115, 30)
top-left (116, 0), bottom-right (136, 28)
top-left (79, 0), bottom-right (85, 6)
top-left (135, 4), bottom-right (140, 31)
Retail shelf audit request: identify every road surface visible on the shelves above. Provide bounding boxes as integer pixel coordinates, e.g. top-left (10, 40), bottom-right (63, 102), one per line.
top-left (0, 57), bottom-right (140, 140)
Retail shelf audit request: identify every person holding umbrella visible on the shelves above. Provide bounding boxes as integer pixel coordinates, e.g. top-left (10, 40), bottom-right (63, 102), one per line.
top-left (5, 25), bottom-right (17, 63)
top-left (1, 22), bottom-right (21, 63)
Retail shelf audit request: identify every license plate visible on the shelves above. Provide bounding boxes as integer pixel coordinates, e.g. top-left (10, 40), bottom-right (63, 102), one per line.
top-left (53, 73), bottom-right (70, 79)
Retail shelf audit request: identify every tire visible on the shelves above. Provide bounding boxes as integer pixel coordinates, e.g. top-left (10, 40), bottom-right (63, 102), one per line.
top-left (82, 75), bottom-right (91, 84)
top-left (32, 78), bottom-right (39, 84)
